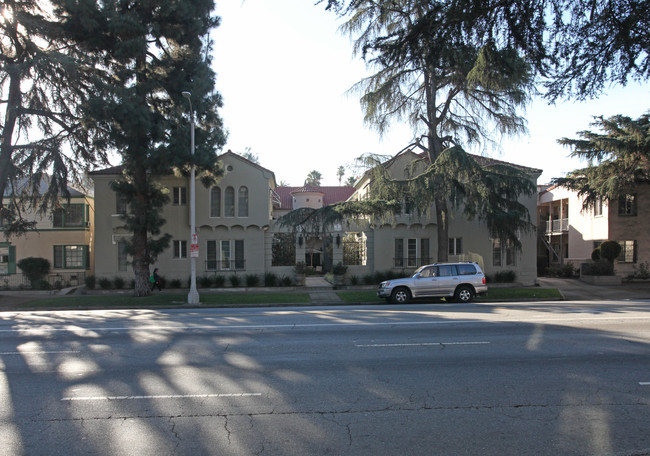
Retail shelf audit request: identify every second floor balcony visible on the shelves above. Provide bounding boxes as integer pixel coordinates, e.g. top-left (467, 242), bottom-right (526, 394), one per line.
top-left (542, 218), bottom-right (568, 234)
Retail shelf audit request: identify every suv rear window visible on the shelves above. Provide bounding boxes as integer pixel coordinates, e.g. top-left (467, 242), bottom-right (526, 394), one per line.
top-left (456, 264), bottom-right (477, 275)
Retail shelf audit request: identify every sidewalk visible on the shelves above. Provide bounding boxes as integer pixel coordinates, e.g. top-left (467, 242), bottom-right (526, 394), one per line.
top-left (537, 277), bottom-right (650, 301)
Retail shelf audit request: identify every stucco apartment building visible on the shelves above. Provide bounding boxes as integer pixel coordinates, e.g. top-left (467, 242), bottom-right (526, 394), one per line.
top-left (91, 150), bottom-right (541, 285)
top-left (537, 183), bottom-right (649, 276)
top-left (1, 180), bottom-right (94, 286)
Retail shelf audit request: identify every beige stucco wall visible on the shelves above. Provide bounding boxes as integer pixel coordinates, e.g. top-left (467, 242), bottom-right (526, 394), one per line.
top-left (1, 195), bottom-right (94, 276)
top-left (92, 153), bottom-right (275, 282)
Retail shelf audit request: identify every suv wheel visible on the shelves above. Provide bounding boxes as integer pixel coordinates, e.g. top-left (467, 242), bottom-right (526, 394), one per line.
top-left (391, 287), bottom-right (411, 304)
top-left (454, 285), bottom-right (474, 303)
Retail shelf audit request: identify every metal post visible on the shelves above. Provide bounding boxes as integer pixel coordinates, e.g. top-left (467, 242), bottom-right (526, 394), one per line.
top-left (182, 91), bottom-right (200, 305)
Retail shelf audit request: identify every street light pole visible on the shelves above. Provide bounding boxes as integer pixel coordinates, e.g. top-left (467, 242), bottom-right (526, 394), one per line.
top-left (182, 91), bottom-right (200, 305)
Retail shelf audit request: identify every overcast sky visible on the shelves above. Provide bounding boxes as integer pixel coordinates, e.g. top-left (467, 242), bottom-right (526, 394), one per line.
top-left (211, 0), bottom-right (649, 186)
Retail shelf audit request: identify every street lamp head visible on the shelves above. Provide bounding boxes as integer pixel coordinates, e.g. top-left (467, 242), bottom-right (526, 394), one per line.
top-left (182, 91), bottom-right (191, 99)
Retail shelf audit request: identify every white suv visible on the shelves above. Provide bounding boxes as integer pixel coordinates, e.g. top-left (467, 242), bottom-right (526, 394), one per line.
top-left (377, 263), bottom-right (487, 304)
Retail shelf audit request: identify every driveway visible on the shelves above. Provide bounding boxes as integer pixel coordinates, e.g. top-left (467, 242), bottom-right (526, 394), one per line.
top-left (537, 277), bottom-right (650, 300)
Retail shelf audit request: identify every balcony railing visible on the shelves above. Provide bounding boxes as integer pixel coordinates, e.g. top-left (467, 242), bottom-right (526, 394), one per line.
top-left (393, 257), bottom-right (432, 268)
top-left (204, 259), bottom-right (246, 272)
top-left (543, 218), bottom-right (568, 233)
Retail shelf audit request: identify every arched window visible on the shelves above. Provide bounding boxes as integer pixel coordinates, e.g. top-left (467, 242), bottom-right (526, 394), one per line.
top-left (238, 186), bottom-right (249, 217)
top-left (210, 187), bottom-right (221, 217)
top-left (224, 186), bottom-right (235, 217)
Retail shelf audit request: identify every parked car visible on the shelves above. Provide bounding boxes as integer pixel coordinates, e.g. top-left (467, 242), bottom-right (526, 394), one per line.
top-left (377, 262), bottom-right (487, 303)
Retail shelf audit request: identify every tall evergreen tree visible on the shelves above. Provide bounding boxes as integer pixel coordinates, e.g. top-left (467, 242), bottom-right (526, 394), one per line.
top-left (55, 0), bottom-right (226, 296)
top-left (553, 113), bottom-right (650, 209)
top-left (0, 0), bottom-right (106, 236)
top-left (335, 1), bottom-right (537, 261)
top-left (322, 0), bottom-right (650, 102)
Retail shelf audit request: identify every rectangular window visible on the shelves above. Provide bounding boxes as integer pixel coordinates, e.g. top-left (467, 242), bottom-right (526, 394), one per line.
top-left (53, 204), bottom-right (86, 227)
top-left (173, 187), bottom-right (187, 205)
top-left (492, 239), bottom-right (502, 267)
top-left (343, 233), bottom-right (367, 266)
top-left (207, 240), bottom-right (218, 270)
top-left (221, 240), bottom-right (231, 269)
top-left (505, 240), bottom-right (517, 266)
top-left (407, 239), bottom-right (417, 267)
top-left (53, 245), bottom-right (89, 269)
top-left (618, 194), bottom-right (637, 216)
top-left (210, 187), bottom-right (221, 217)
top-left (448, 237), bottom-right (462, 256)
top-left (224, 187), bottom-right (235, 217)
top-left (116, 195), bottom-right (128, 215)
top-left (394, 239), bottom-right (404, 267)
top-left (173, 240), bottom-right (187, 259)
top-left (420, 238), bottom-right (430, 265)
top-left (618, 240), bottom-right (636, 263)
top-left (594, 197), bottom-right (603, 217)
top-left (117, 241), bottom-right (128, 272)
top-left (235, 240), bottom-right (245, 269)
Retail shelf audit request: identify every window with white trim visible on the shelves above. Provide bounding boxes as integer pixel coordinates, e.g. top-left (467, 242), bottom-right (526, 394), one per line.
top-left (53, 245), bottom-right (89, 269)
top-left (449, 237), bottom-right (462, 256)
top-left (173, 240), bottom-right (187, 259)
top-left (210, 187), bottom-right (221, 217)
top-left (172, 187), bottom-right (187, 205)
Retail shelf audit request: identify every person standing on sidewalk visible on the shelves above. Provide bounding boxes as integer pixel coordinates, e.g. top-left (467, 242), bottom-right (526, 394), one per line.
top-left (150, 268), bottom-right (163, 292)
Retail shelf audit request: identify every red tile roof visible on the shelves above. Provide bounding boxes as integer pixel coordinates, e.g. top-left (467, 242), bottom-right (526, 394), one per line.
top-left (274, 186), bottom-right (355, 210)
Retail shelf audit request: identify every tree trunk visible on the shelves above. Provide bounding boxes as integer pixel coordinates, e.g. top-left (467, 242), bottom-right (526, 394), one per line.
top-left (424, 69), bottom-right (449, 263)
top-left (0, 66), bottom-right (21, 216)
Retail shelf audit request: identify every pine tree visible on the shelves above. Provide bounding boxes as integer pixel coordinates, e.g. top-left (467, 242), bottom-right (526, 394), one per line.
top-left (553, 113), bottom-right (650, 209)
top-left (0, 0), bottom-right (106, 236)
top-left (55, 0), bottom-right (226, 296)
top-left (336, 1), bottom-right (537, 261)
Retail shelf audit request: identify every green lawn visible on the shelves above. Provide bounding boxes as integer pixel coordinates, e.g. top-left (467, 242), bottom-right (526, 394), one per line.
top-left (11, 287), bottom-right (561, 310)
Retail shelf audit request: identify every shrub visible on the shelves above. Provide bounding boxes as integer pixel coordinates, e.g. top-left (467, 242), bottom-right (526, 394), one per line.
top-left (600, 240), bottom-right (622, 263)
top-left (199, 275), bottom-right (213, 288)
top-left (633, 261), bottom-right (650, 280)
top-left (294, 261), bottom-right (306, 274)
top-left (349, 275), bottom-right (360, 285)
top-left (279, 275), bottom-right (292, 286)
top-left (229, 274), bottom-right (241, 287)
top-left (85, 275), bottom-right (96, 290)
top-left (582, 260), bottom-right (614, 276)
top-left (264, 272), bottom-right (277, 287)
top-left (362, 274), bottom-right (376, 285)
top-left (245, 274), bottom-right (260, 287)
top-left (17, 257), bottom-right (51, 288)
top-left (547, 262), bottom-right (576, 278)
top-left (98, 277), bottom-right (112, 289)
top-left (333, 262), bottom-right (347, 275)
top-left (214, 275), bottom-right (226, 287)
top-left (169, 279), bottom-right (182, 288)
top-left (494, 270), bottom-right (517, 283)
top-left (38, 279), bottom-right (52, 290)
top-left (113, 277), bottom-right (125, 289)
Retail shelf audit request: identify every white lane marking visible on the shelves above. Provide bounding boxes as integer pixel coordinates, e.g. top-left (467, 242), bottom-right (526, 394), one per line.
top-left (0, 350), bottom-right (80, 355)
top-left (61, 393), bottom-right (262, 401)
top-left (640, 382), bottom-right (650, 386)
top-left (3, 315), bottom-right (650, 334)
top-left (356, 341), bottom-right (490, 347)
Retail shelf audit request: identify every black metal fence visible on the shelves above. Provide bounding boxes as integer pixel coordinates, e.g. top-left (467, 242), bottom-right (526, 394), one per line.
top-left (0, 272), bottom-right (86, 290)
top-left (204, 260), bottom-right (246, 272)
top-left (393, 257), bottom-right (432, 268)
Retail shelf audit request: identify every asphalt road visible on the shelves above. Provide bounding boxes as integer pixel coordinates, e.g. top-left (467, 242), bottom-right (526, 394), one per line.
top-left (1, 300), bottom-right (650, 455)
